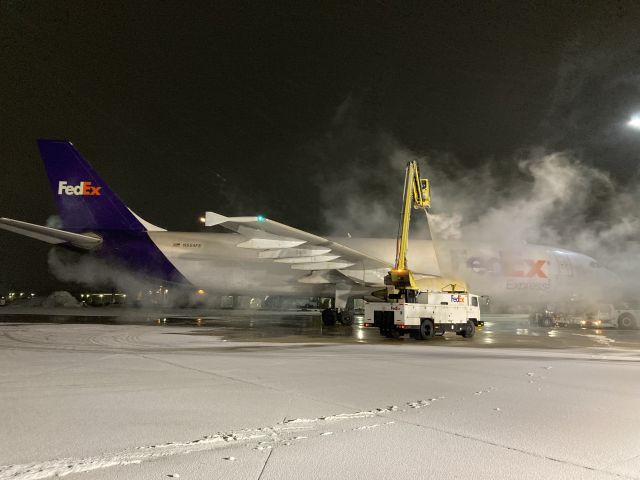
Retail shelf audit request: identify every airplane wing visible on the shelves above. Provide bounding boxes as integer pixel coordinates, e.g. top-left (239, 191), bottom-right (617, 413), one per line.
top-left (204, 211), bottom-right (398, 285)
top-left (0, 218), bottom-right (102, 250)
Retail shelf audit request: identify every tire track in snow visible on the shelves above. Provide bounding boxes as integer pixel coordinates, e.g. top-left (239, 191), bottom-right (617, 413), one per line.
top-left (0, 401), bottom-right (434, 480)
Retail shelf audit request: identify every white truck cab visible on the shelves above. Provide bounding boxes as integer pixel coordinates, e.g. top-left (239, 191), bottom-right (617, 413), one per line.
top-left (363, 292), bottom-right (481, 340)
top-left (595, 304), bottom-right (639, 329)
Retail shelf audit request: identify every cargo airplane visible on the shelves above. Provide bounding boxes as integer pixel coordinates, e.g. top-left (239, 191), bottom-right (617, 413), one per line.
top-left (0, 140), bottom-right (614, 323)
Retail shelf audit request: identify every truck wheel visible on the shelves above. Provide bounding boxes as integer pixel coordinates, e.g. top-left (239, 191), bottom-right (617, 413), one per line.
top-left (321, 309), bottom-right (337, 326)
top-left (341, 313), bottom-right (354, 326)
top-left (618, 314), bottom-right (637, 330)
top-left (419, 319), bottom-right (435, 340)
top-left (461, 320), bottom-right (475, 338)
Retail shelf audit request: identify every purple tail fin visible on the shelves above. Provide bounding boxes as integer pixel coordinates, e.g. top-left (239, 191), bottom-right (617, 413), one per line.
top-left (38, 139), bottom-right (147, 232)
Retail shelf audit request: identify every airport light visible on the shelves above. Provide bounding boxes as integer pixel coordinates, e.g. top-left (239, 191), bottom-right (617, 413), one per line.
top-left (627, 114), bottom-right (640, 130)
top-left (199, 216), bottom-right (206, 224)
top-left (257, 214), bottom-right (266, 222)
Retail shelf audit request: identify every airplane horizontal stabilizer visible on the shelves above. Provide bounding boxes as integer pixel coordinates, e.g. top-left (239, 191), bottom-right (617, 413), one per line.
top-left (0, 218), bottom-right (102, 249)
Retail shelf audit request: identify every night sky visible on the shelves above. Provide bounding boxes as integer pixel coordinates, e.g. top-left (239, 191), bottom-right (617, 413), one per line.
top-left (2, 1), bottom-right (640, 292)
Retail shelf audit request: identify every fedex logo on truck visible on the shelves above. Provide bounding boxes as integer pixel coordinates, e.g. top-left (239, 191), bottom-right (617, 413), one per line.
top-left (57, 181), bottom-right (102, 196)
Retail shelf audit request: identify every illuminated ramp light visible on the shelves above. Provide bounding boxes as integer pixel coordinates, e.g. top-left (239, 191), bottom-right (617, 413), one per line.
top-left (627, 114), bottom-right (640, 130)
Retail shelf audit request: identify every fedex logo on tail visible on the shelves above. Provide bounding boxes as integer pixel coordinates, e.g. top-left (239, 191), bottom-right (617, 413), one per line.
top-left (57, 181), bottom-right (102, 196)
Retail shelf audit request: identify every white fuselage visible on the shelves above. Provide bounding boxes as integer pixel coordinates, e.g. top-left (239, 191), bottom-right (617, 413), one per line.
top-left (148, 231), bottom-right (613, 302)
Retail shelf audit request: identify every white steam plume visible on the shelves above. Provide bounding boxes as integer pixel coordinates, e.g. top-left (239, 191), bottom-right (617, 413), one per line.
top-left (319, 134), bottom-right (640, 287)
top-left (47, 248), bottom-right (154, 295)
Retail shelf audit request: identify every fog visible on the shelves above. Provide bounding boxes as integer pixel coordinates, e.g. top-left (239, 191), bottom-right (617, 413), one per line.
top-left (47, 247), bottom-right (152, 295)
top-left (318, 128), bottom-right (640, 289)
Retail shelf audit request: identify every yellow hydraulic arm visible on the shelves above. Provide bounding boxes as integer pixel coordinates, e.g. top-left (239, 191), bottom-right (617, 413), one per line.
top-left (386, 160), bottom-right (430, 295)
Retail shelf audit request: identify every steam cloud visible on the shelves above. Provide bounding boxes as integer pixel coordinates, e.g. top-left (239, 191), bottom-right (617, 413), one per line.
top-left (319, 133), bottom-right (640, 288)
top-left (47, 247), bottom-right (152, 295)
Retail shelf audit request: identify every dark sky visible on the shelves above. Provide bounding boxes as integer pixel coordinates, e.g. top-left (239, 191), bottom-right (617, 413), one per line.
top-left (2, 1), bottom-right (640, 291)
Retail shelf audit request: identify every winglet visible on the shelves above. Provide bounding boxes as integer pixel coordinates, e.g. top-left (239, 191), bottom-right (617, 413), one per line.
top-left (204, 211), bottom-right (229, 227)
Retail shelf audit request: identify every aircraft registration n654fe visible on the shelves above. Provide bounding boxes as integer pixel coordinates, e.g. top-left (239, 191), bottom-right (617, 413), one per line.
top-left (0, 140), bottom-right (615, 316)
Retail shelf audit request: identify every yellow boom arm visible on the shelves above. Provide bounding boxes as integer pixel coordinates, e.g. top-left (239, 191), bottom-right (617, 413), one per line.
top-left (387, 160), bottom-right (430, 291)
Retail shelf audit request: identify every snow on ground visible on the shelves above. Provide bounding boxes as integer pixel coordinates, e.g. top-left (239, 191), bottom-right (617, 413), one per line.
top-left (0, 322), bottom-right (638, 479)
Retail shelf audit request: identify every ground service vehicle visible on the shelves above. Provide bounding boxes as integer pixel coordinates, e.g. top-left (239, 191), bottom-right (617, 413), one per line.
top-left (364, 291), bottom-right (481, 339)
top-left (530, 303), bottom-right (639, 329)
top-left (595, 304), bottom-right (639, 329)
top-left (362, 160), bottom-right (481, 340)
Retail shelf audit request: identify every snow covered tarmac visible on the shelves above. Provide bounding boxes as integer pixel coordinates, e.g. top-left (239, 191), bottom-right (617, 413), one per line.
top-left (0, 317), bottom-right (639, 479)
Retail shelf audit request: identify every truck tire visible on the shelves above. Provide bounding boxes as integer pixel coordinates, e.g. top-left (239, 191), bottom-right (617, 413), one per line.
top-left (461, 320), bottom-right (475, 338)
top-left (419, 319), bottom-right (435, 340)
top-left (341, 313), bottom-right (354, 326)
top-left (321, 309), bottom-right (337, 326)
top-left (618, 314), bottom-right (637, 330)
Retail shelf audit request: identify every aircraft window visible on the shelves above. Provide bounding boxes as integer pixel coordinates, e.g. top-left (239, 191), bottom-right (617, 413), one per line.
top-left (472, 297), bottom-right (478, 307)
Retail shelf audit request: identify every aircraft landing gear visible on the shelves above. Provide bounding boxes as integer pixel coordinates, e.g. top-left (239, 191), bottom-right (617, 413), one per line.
top-left (321, 308), bottom-right (339, 326)
top-left (321, 308), bottom-right (352, 326)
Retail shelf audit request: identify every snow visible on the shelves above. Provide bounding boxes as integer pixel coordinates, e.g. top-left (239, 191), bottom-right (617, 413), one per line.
top-left (0, 322), bottom-right (638, 479)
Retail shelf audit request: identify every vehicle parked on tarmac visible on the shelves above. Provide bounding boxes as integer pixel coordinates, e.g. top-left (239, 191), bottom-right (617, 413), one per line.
top-left (590, 303), bottom-right (639, 329)
top-left (364, 291), bottom-right (481, 339)
top-left (360, 160), bottom-right (481, 340)
top-left (529, 302), bottom-right (639, 329)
